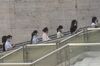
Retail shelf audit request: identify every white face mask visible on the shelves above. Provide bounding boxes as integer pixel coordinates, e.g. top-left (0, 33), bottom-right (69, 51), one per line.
top-left (74, 23), bottom-right (77, 26)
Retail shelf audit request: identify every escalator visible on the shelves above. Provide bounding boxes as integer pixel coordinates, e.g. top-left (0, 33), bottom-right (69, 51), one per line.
top-left (1, 27), bottom-right (100, 66)
top-left (0, 26), bottom-right (85, 58)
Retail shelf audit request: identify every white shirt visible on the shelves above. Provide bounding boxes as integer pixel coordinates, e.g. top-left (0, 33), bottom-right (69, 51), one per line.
top-left (32, 35), bottom-right (39, 44)
top-left (5, 41), bottom-right (13, 51)
top-left (91, 23), bottom-right (96, 28)
top-left (42, 33), bottom-right (50, 41)
top-left (57, 32), bottom-right (64, 38)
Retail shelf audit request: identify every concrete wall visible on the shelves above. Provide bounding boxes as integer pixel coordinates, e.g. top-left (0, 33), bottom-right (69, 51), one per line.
top-left (0, 0), bottom-right (100, 44)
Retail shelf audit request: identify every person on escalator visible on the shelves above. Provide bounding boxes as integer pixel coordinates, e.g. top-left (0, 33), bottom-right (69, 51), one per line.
top-left (31, 30), bottom-right (39, 44)
top-left (57, 25), bottom-right (64, 38)
top-left (91, 16), bottom-right (99, 28)
top-left (42, 27), bottom-right (51, 41)
top-left (2, 35), bottom-right (7, 52)
top-left (70, 19), bottom-right (78, 34)
top-left (5, 35), bottom-right (15, 51)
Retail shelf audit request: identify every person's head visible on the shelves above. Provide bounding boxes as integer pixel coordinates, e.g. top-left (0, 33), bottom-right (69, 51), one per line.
top-left (57, 25), bottom-right (63, 32)
top-left (58, 25), bottom-right (63, 29)
top-left (31, 30), bottom-right (38, 38)
top-left (33, 30), bottom-right (38, 35)
top-left (7, 35), bottom-right (12, 42)
top-left (71, 20), bottom-right (77, 27)
top-left (42, 27), bottom-right (48, 33)
top-left (92, 16), bottom-right (98, 23)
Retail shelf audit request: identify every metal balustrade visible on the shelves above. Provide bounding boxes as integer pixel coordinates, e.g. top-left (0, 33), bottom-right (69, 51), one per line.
top-left (0, 43), bottom-right (100, 66)
top-left (30, 43), bottom-right (100, 66)
top-left (0, 43), bottom-right (56, 63)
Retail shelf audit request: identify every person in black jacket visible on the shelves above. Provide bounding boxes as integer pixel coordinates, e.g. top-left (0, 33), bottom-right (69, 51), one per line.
top-left (2, 36), bottom-right (7, 52)
top-left (70, 20), bottom-right (78, 34)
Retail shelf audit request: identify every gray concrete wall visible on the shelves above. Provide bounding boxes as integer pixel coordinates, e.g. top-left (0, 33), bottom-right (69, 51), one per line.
top-left (0, 0), bottom-right (100, 44)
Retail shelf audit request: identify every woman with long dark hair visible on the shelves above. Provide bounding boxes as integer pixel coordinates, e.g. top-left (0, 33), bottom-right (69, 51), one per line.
top-left (70, 20), bottom-right (78, 34)
top-left (31, 30), bottom-right (39, 44)
top-left (5, 35), bottom-right (13, 51)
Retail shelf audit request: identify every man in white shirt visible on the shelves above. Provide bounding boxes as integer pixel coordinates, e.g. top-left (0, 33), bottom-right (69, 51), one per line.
top-left (5, 35), bottom-right (13, 51)
top-left (42, 27), bottom-right (50, 41)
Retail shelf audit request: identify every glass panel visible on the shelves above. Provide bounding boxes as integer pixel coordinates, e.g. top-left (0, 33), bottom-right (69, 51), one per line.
top-left (87, 30), bottom-right (100, 43)
top-left (0, 51), bottom-right (14, 58)
top-left (70, 44), bottom-right (100, 66)
top-left (59, 33), bottom-right (84, 47)
top-left (0, 45), bottom-right (56, 63)
top-left (31, 43), bottom-right (100, 66)
top-left (59, 29), bottom-right (100, 47)
top-left (0, 48), bottom-right (24, 63)
top-left (67, 34), bottom-right (84, 43)
top-left (24, 45), bottom-right (56, 62)
top-left (33, 52), bottom-right (57, 66)
top-left (32, 46), bottom-right (70, 66)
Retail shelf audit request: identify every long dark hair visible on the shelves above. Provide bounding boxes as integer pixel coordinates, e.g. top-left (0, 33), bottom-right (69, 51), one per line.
top-left (92, 16), bottom-right (97, 23)
top-left (31, 30), bottom-right (38, 44)
top-left (2, 36), bottom-right (7, 51)
top-left (70, 20), bottom-right (78, 33)
top-left (57, 25), bottom-right (63, 32)
top-left (42, 27), bottom-right (48, 33)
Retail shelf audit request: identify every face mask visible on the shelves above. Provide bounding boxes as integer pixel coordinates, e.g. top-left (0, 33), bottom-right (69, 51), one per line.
top-left (74, 23), bottom-right (77, 26)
